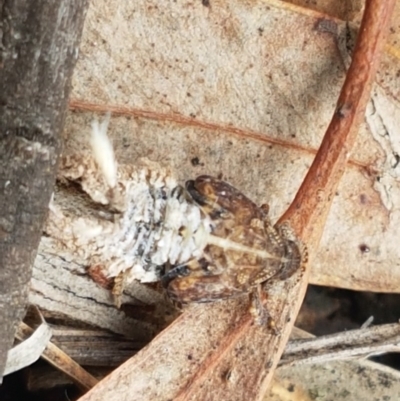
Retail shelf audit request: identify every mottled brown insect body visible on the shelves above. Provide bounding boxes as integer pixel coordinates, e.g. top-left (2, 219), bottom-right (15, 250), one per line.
top-left (162, 176), bottom-right (303, 309)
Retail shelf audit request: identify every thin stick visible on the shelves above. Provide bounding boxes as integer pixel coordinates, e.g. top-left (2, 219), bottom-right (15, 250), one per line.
top-left (17, 323), bottom-right (98, 391)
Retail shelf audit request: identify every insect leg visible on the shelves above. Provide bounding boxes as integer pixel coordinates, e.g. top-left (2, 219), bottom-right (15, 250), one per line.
top-left (249, 285), bottom-right (279, 334)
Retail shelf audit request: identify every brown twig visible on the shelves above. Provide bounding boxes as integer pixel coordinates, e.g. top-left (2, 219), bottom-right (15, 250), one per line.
top-left (264, 0), bottom-right (396, 395)
top-left (78, 1), bottom-right (395, 400)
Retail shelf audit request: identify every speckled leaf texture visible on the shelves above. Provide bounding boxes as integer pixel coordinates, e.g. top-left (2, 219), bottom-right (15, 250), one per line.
top-left (65, 0), bottom-right (400, 293)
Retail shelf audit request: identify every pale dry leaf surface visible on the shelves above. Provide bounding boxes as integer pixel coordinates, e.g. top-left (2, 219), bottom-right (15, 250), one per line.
top-left (280, 0), bottom-right (364, 21)
top-left (64, 0), bottom-right (400, 292)
top-left (266, 359), bottom-right (400, 401)
top-left (283, 0), bottom-right (400, 44)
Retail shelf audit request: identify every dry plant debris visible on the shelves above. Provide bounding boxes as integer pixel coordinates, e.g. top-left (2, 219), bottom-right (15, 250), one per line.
top-left (25, 0), bottom-right (400, 400)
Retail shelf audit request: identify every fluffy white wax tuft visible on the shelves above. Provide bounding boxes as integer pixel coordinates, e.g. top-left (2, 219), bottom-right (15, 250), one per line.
top-left (90, 113), bottom-right (118, 188)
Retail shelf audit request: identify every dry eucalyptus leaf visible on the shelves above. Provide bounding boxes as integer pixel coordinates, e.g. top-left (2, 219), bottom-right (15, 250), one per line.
top-left (58, 0), bottom-right (400, 293)
top-left (267, 359), bottom-right (400, 401)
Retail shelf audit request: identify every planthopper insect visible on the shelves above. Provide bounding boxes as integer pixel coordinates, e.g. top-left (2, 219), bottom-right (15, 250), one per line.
top-left (162, 175), bottom-right (304, 323)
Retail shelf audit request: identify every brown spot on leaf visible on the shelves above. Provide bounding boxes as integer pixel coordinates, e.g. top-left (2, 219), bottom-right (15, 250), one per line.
top-left (359, 244), bottom-right (370, 253)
